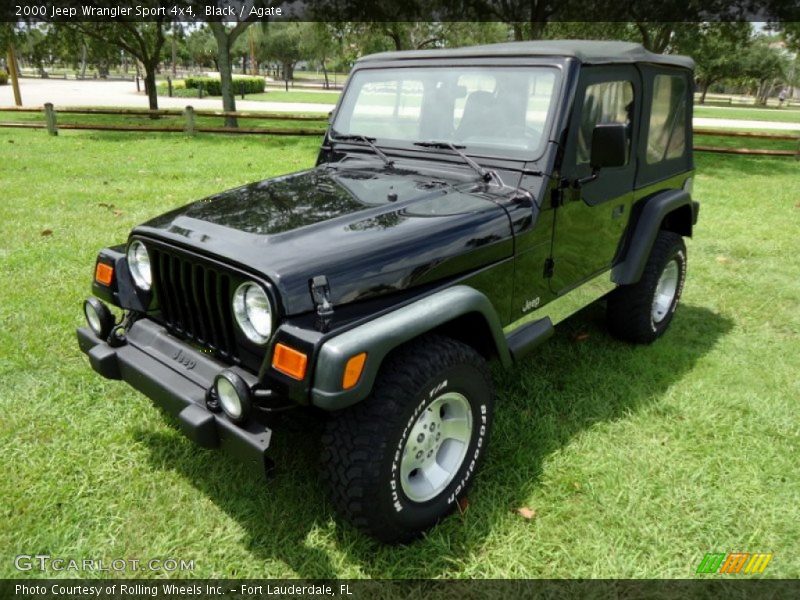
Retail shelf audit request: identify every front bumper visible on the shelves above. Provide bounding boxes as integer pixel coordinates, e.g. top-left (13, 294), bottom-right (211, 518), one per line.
top-left (77, 319), bottom-right (273, 479)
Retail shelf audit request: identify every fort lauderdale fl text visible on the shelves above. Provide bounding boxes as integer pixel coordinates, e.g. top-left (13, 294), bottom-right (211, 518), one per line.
top-left (22, 4), bottom-right (283, 19)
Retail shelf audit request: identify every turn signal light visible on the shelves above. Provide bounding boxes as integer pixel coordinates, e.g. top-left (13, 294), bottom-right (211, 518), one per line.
top-left (95, 262), bottom-right (114, 286)
top-left (272, 343), bottom-right (308, 380)
top-left (342, 352), bottom-right (367, 390)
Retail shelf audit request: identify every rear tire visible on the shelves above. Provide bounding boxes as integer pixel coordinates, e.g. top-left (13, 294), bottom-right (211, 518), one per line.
top-left (607, 230), bottom-right (686, 344)
top-left (320, 335), bottom-right (494, 543)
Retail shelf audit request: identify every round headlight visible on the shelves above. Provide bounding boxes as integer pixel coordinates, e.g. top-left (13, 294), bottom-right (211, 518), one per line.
top-left (232, 282), bottom-right (273, 345)
top-left (127, 240), bottom-right (152, 291)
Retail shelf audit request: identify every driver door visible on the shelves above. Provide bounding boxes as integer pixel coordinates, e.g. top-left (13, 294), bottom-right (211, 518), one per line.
top-left (549, 66), bottom-right (640, 294)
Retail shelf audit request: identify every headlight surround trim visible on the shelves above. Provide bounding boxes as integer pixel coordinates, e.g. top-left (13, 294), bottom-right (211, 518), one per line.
top-left (232, 281), bottom-right (274, 345)
top-left (127, 240), bottom-right (152, 291)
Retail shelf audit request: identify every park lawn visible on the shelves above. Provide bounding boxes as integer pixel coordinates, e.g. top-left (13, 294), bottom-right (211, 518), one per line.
top-left (246, 90), bottom-right (341, 104)
top-left (694, 133), bottom-right (799, 153)
top-left (694, 104), bottom-right (800, 124)
top-left (0, 127), bottom-right (798, 579)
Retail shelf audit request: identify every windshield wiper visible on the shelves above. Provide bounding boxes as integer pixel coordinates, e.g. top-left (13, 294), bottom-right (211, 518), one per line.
top-left (413, 141), bottom-right (493, 183)
top-left (330, 132), bottom-right (394, 168)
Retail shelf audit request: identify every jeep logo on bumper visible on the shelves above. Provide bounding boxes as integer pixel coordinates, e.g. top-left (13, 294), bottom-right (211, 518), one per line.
top-left (172, 349), bottom-right (196, 370)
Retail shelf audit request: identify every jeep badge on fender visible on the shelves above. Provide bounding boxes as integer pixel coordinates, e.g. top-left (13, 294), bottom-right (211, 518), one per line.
top-left (77, 41), bottom-right (698, 544)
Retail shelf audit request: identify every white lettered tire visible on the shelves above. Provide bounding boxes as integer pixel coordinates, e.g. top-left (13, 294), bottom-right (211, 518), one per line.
top-left (320, 335), bottom-right (494, 543)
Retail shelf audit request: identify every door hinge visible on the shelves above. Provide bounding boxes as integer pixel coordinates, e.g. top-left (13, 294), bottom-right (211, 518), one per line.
top-left (550, 187), bottom-right (563, 208)
top-left (550, 178), bottom-right (569, 208)
top-left (543, 258), bottom-right (555, 279)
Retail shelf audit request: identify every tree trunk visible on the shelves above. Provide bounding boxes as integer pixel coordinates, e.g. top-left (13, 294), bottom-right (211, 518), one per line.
top-left (249, 30), bottom-right (258, 76)
top-left (79, 43), bottom-right (87, 78)
top-left (144, 64), bottom-right (159, 115)
top-left (322, 61), bottom-right (329, 90)
top-left (700, 80), bottom-right (711, 104)
top-left (527, 1), bottom-right (548, 40)
top-left (212, 29), bottom-right (238, 127)
top-left (512, 23), bottom-right (524, 41)
top-left (171, 29), bottom-right (177, 76)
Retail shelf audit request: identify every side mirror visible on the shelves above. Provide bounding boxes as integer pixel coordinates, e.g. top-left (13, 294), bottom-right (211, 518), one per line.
top-left (590, 123), bottom-right (627, 169)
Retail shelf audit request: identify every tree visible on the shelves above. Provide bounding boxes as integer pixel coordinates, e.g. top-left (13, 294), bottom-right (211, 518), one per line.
top-left (673, 22), bottom-right (753, 103)
top-left (742, 39), bottom-right (788, 105)
top-left (62, 19), bottom-right (170, 112)
top-left (780, 22), bottom-right (800, 53)
top-left (16, 25), bottom-right (49, 77)
top-left (471, 1), bottom-right (558, 41)
top-left (207, 19), bottom-right (255, 127)
top-left (305, 23), bottom-right (338, 88)
top-left (200, 1), bottom-right (282, 127)
top-left (258, 22), bottom-right (306, 82)
top-left (543, 22), bottom-right (631, 42)
top-left (186, 26), bottom-right (218, 70)
top-left (439, 22), bottom-right (511, 48)
top-left (50, 24), bottom-right (122, 79)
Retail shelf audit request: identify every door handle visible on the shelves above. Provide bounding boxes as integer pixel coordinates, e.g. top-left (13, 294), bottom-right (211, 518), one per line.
top-left (612, 204), bottom-right (625, 219)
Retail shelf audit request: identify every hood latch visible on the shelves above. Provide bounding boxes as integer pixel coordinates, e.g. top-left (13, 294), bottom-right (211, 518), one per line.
top-left (310, 275), bottom-right (334, 331)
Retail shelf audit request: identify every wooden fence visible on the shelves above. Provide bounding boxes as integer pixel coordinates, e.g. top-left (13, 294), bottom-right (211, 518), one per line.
top-left (0, 105), bottom-right (327, 136)
top-left (0, 105), bottom-right (797, 157)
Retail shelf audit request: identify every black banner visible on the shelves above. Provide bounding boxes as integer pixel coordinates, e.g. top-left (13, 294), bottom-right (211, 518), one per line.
top-left (3, 579), bottom-right (800, 600)
top-left (2, 0), bottom-right (799, 23)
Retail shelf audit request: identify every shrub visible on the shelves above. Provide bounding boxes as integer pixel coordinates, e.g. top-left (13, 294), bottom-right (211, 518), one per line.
top-left (184, 76), bottom-right (265, 96)
top-left (0, 71), bottom-right (8, 86)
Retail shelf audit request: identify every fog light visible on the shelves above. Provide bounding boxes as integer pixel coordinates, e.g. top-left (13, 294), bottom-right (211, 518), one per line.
top-left (213, 371), bottom-right (252, 423)
top-left (84, 297), bottom-right (115, 339)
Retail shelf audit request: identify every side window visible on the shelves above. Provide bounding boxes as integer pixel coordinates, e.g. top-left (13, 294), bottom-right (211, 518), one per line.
top-left (646, 75), bottom-right (687, 163)
top-left (577, 80), bottom-right (634, 165)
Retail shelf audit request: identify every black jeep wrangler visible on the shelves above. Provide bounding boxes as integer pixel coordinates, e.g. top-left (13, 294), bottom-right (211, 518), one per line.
top-left (78, 41), bottom-right (698, 543)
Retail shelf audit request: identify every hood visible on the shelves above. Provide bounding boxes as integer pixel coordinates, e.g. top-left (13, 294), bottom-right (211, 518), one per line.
top-left (133, 162), bottom-right (516, 315)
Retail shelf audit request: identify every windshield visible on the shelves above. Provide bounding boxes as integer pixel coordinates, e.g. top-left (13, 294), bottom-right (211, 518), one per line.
top-left (333, 66), bottom-right (560, 161)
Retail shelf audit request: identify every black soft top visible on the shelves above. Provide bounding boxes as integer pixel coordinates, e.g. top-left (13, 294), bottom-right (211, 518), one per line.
top-left (357, 40), bottom-right (694, 70)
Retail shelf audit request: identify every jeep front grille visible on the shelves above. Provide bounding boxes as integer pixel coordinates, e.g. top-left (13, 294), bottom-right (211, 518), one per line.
top-left (149, 246), bottom-right (239, 362)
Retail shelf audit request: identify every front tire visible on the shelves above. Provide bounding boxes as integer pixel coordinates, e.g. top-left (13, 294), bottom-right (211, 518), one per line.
top-left (607, 230), bottom-right (687, 344)
top-left (320, 335), bottom-right (494, 543)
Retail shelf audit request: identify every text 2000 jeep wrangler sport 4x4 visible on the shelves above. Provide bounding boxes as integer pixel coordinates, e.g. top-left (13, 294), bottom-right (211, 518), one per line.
top-left (78, 41), bottom-right (699, 543)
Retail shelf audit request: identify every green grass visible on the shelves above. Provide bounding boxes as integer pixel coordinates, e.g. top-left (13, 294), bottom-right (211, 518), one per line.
top-left (246, 90), bottom-right (341, 104)
top-left (0, 127), bottom-right (798, 579)
top-left (695, 104), bottom-right (800, 124)
top-left (694, 133), bottom-right (799, 153)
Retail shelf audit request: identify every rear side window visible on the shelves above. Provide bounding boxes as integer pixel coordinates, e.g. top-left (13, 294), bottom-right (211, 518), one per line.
top-left (646, 75), bottom-right (687, 163)
top-left (576, 81), bottom-right (634, 165)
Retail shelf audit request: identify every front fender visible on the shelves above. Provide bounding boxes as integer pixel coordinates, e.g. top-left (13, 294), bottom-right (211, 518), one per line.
top-left (310, 285), bottom-right (510, 411)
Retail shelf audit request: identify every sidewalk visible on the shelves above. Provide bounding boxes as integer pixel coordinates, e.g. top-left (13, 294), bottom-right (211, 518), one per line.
top-left (0, 78), bottom-right (334, 114)
top-left (694, 117), bottom-right (800, 132)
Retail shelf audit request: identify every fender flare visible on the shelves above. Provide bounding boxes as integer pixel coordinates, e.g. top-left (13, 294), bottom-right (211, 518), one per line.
top-left (612, 189), bottom-right (698, 285)
top-left (310, 285), bottom-right (510, 411)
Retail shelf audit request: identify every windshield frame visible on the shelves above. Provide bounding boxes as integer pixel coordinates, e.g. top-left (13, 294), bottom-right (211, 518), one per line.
top-left (330, 58), bottom-right (567, 164)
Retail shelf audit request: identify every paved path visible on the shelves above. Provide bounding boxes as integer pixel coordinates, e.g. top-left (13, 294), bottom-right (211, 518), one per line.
top-left (694, 117), bottom-right (800, 132)
top-left (0, 78), bottom-right (334, 113)
top-left (2, 78), bottom-right (798, 130)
